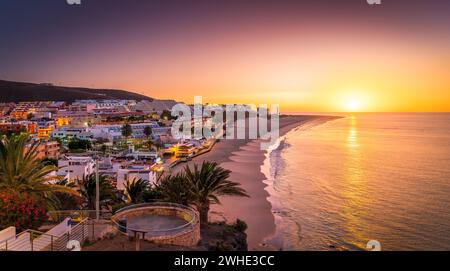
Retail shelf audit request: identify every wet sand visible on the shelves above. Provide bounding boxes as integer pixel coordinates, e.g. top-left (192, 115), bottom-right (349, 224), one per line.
top-left (171, 115), bottom-right (331, 250)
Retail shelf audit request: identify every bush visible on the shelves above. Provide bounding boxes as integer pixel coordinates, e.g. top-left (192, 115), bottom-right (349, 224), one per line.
top-left (83, 240), bottom-right (95, 247)
top-left (209, 241), bottom-right (234, 251)
top-left (233, 219), bottom-right (248, 233)
top-left (41, 158), bottom-right (58, 167)
top-left (160, 110), bottom-right (177, 120)
top-left (0, 191), bottom-right (48, 231)
top-left (68, 139), bottom-right (92, 151)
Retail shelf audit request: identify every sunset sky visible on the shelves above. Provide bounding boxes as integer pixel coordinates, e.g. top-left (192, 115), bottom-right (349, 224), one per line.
top-left (1, 0), bottom-right (449, 112)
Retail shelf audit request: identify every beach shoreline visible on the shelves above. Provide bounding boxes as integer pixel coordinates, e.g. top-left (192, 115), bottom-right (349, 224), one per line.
top-left (171, 115), bottom-right (340, 250)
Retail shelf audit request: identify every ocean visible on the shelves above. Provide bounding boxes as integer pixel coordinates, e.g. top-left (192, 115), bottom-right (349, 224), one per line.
top-left (263, 113), bottom-right (450, 250)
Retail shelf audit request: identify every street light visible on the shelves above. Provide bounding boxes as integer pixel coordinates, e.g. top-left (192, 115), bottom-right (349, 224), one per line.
top-left (93, 155), bottom-right (100, 221)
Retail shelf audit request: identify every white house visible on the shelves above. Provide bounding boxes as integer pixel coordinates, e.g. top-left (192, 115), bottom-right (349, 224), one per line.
top-left (128, 122), bottom-right (160, 138)
top-left (57, 156), bottom-right (95, 181)
top-left (116, 164), bottom-right (157, 191)
top-left (45, 170), bottom-right (70, 184)
top-left (88, 124), bottom-right (122, 142)
top-left (151, 127), bottom-right (172, 138)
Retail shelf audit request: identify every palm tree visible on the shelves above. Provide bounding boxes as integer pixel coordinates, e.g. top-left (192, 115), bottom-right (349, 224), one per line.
top-left (143, 126), bottom-right (154, 149)
top-left (121, 123), bottom-right (133, 142)
top-left (155, 173), bottom-right (194, 206)
top-left (53, 179), bottom-right (82, 210)
top-left (0, 134), bottom-right (77, 210)
top-left (183, 161), bottom-right (249, 227)
top-left (143, 126), bottom-right (153, 139)
top-left (124, 178), bottom-right (149, 204)
top-left (153, 138), bottom-right (164, 152)
top-left (78, 173), bottom-right (117, 210)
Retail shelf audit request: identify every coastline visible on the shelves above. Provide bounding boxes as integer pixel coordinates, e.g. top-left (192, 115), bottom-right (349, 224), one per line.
top-left (172, 115), bottom-right (339, 250)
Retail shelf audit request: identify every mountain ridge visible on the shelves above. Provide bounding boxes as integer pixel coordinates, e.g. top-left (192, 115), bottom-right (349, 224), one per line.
top-left (0, 79), bottom-right (153, 102)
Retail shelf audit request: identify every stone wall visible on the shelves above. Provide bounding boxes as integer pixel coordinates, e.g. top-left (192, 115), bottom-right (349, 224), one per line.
top-left (145, 221), bottom-right (200, 247)
top-left (112, 204), bottom-right (200, 247)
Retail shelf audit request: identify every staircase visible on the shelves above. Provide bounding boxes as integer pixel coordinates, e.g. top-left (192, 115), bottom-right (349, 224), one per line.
top-left (0, 218), bottom-right (91, 251)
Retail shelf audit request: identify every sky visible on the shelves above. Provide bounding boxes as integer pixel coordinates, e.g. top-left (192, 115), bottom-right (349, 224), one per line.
top-left (0, 0), bottom-right (449, 112)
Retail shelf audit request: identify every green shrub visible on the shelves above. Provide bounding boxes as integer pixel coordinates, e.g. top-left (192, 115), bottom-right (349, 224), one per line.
top-left (210, 241), bottom-right (234, 251)
top-left (233, 219), bottom-right (248, 233)
top-left (68, 139), bottom-right (92, 151)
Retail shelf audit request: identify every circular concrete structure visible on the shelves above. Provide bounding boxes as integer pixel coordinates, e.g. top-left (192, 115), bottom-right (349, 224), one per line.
top-left (111, 203), bottom-right (200, 247)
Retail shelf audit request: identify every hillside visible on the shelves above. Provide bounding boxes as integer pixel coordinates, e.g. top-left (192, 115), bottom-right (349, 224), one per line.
top-left (0, 80), bottom-right (153, 102)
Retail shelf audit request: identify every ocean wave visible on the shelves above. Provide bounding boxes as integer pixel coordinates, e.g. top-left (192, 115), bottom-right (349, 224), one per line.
top-left (261, 120), bottom-right (330, 250)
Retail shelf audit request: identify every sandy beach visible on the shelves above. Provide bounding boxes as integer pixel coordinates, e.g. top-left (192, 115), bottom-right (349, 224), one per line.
top-left (171, 115), bottom-right (333, 250)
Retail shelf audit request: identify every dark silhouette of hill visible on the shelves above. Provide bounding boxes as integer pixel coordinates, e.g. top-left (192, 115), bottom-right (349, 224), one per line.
top-left (0, 80), bottom-right (153, 102)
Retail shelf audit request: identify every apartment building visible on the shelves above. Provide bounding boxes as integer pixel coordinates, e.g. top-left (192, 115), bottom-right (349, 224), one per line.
top-left (28, 141), bottom-right (60, 160)
top-left (57, 156), bottom-right (95, 181)
top-left (51, 127), bottom-right (93, 142)
top-left (0, 122), bottom-right (37, 135)
top-left (89, 122), bottom-right (160, 141)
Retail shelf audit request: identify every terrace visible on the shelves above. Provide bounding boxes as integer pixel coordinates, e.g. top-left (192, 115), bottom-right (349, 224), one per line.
top-left (0, 203), bottom-right (200, 251)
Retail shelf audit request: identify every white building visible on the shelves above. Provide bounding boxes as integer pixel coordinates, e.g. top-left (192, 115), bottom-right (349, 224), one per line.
top-left (57, 156), bottom-right (95, 181)
top-left (152, 127), bottom-right (171, 137)
top-left (88, 124), bottom-right (122, 142)
top-left (51, 127), bottom-right (93, 141)
top-left (72, 100), bottom-right (136, 112)
top-left (125, 149), bottom-right (159, 160)
top-left (89, 122), bottom-right (160, 141)
top-left (116, 165), bottom-right (157, 191)
top-left (133, 99), bottom-right (179, 114)
top-left (45, 170), bottom-right (70, 184)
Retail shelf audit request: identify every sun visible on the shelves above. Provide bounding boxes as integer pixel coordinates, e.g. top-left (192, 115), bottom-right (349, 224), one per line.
top-left (345, 99), bottom-right (361, 112)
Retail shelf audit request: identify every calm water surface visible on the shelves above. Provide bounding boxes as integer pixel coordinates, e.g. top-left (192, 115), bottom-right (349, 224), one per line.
top-left (265, 113), bottom-right (450, 250)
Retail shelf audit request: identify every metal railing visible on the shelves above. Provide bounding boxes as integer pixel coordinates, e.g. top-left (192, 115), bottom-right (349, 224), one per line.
top-left (0, 218), bottom-right (96, 251)
top-left (51, 219), bottom-right (92, 251)
top-left (0, 229), bottom-right (57, 251)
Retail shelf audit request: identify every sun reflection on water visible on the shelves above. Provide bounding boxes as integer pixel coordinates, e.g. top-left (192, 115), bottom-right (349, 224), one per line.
top-left (342, 115), bottom-right (369, 249)
top-left (347, 115), bottom-right (359, 148)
